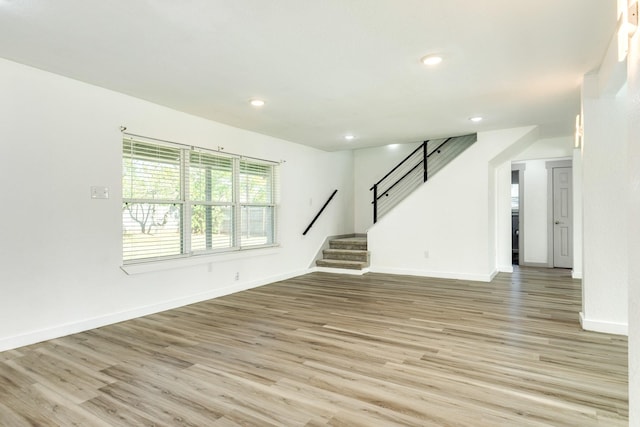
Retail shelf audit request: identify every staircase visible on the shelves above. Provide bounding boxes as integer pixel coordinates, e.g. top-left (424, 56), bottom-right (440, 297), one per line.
top-left (316, 236), bottom-right (369, 270)
top-left (371, 133), bottom-right (476, 223)
top-left (310, 135), bottom-right (474, 274)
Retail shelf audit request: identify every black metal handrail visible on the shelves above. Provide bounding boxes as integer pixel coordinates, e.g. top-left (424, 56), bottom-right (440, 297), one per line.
top-left (370, 137), bottom-right (454, 223)
top-left (427, 137), bottom-right (454, 159)
top-left (302, 189), bottom-right (338, 235)
top-left (376, 158), bottom-right (424, 200)
top-left (369, 142), bottom-right (427, 191)
top-left (368, 138), bottom-right (453, 192)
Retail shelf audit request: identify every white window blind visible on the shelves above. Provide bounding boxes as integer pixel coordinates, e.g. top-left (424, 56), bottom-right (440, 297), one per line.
top-left (239, 160), bottom-right (276, 247)
top-left (122, 136), bottom-right (278, 263)
top-left (189, 151), bottom-right (234, 252)
top-left (122, 140), bottom-right (183, 261)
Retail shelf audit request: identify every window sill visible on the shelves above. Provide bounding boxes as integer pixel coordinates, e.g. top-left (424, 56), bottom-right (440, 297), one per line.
top-left (120, 245), bottom-right (280, 275)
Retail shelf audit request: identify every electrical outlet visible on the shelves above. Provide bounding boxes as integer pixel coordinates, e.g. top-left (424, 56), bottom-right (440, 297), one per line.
top-left (424, 250), bottom-right (429, 259)
top-left (235, 272), bottom-right (240, 281)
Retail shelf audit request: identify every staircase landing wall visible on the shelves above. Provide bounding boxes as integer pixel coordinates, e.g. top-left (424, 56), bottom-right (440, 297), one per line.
top-left (367, 126), bottom-right (538, 282)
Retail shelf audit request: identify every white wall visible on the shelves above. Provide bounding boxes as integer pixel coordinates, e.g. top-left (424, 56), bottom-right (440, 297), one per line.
top-left (0, 58), bottom-right (354, 351)
top-left (626, 25), bottom-right (640, 427)
top-left (368, 126), bottom-right (537, 282)
top-left (580, 72), bottom-right (628, 335)
top-left (353, 142), bottom-right (420, 233)
top-left (519, 160), bottom-right (550, 264)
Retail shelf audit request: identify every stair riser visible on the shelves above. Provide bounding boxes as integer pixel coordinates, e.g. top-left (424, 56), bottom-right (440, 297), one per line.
top-left (323, 252), bottom-right (369, 262)
top-left (329, 243), bottom-right (367, 250)
top-left (316, 260), bottom-right (365, 270)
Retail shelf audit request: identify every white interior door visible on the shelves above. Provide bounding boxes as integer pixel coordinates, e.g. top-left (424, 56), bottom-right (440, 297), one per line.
top-left (553, 167), bottom-right (573, 268)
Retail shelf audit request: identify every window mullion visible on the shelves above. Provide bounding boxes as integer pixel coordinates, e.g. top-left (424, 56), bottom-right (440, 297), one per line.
top-left (233, 157), bottom-right (241, 249)
top-left (205, 166), bottom-right (212, 250)
top-left (182, 148), bottom-right (191, 255)
top-left (271, 166), bottom-right (277, 244)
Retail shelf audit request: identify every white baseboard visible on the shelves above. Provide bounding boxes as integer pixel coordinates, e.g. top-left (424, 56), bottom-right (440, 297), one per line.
top-left (571, 270), bottom-right (583, 279)
top-left (579, 312), bottom-right (628, 336)
top-left (520, 262), bottom-right (549, 268)
top-left (497, 264), bottom-right (514, 273)
top-left (0, 269), bottom-right (307, 353)
top-left (369, 266), bottom-right (496, 282)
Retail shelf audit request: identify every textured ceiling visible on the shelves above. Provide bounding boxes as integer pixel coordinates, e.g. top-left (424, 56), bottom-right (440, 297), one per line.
top-left (0, 1), bottom-right (617, 151)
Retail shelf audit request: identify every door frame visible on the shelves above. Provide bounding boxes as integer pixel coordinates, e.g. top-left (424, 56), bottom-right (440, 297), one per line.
top-left (546, 159), bottom-right (572, 268)
top-left (511, 163), bottom-right (526, 266)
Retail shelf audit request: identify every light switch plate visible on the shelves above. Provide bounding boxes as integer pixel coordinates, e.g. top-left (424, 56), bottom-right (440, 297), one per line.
top-left (91, 186), bottom-right (109, 199)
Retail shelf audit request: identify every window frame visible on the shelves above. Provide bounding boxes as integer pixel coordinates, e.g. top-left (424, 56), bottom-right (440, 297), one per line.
top-left (122, 135), bottom-right (278, 265)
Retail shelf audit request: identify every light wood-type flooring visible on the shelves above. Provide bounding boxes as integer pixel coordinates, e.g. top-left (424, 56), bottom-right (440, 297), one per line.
top-left (0, 267), bottom-right (628, 426)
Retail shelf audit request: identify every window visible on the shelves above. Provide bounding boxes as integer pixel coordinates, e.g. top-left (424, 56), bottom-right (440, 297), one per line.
top-left (189, 151), bottom-right (234, 252)
top-left (239, 161), bottom-right (275, 247)
top-left (122, 140), bottom-right (183, 261)
top-left (122, 136), bottom-right (277, 263)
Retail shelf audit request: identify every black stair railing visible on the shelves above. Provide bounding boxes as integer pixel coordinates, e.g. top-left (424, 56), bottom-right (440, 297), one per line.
top-left (303, 189), bottom-right (338, 235)
top-left (370, 136), bottom-right (467, 224)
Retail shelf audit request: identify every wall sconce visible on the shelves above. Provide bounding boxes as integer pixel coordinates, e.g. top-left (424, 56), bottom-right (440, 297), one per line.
top-left (574, 114), bottom-right (583, 148)
top-left (618, 0), bottom-right (638, 60)
top-left (629, 1), bottom-right (638, 36)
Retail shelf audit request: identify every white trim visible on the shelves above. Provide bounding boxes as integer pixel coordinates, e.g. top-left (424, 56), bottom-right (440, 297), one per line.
top-left (511, 163), bottom-right (526, 267)
top-left (310, 266), bottom-right (370, 275)
top-left (520, 262), bottom-right (550, 268)
top-left (0, 269), bottom-right (306, 353)
top-left (579, 312), bottom-right (628, 335)
top-left (498, 264), bottom-right (514, 273)
top-left (369, 266), bottom-right (497, 282)
top-left (571, 270), bottom-right (583, 279)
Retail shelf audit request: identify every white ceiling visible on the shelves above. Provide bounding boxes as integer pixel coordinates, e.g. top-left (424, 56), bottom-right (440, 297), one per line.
top-left (0, 1), bottom-right (616, 151)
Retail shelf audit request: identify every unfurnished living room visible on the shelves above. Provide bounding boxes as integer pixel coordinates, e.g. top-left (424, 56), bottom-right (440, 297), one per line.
top-left (0, 1), bottom-right (638, 426)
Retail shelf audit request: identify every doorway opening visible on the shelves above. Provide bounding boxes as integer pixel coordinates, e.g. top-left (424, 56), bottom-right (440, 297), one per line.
top-left (511, 164), bottom-right (525, 266)
top-left (511, 170), bottom-right (520, 265)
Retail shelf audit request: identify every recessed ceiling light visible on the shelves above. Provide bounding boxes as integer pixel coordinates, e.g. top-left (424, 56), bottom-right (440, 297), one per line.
top-left (421, 55), bottom-right (443, 66)
top-left (345, 134), bottom-right (355, 141)
top-left (469, 116), bottom-right (483, 123)
top-left (250, 99), bottom-right (265, 107)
